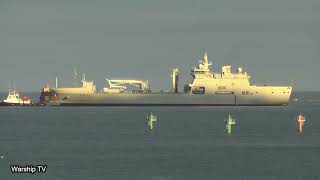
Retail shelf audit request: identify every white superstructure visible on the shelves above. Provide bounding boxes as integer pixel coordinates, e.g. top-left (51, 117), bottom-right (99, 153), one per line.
top-left (184, 53), bottom-right (292, 105)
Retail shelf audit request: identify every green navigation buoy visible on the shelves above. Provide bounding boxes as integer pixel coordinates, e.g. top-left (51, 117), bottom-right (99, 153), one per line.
top-left (147, 112), bottom-right (157, 130)
top-left (225, 115), bottom-right (236, 135)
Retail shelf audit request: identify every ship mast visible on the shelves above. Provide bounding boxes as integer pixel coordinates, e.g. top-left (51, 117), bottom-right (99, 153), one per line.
top-left (13, 81), bottom-right (16, 92)
top-left (73, 67), bottom-right (78, 87)
top-left (8, 80), bottom-right (11, 93)
top-left (202, 52), bottom-right (212, 70)
top-left (55, 76), bottom-right (58, 89)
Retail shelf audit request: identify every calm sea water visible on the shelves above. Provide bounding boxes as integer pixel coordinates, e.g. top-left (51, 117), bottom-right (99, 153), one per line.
top-left (0, 92), bottom-right (319, 180)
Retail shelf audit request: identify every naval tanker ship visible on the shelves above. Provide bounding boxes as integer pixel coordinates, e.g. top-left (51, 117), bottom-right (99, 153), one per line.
top-left (41, 53), bottom-right (292, 106)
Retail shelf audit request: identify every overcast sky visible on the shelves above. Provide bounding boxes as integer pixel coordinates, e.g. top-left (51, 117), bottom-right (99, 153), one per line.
top-left (1, 0), bottom-right (319, 92)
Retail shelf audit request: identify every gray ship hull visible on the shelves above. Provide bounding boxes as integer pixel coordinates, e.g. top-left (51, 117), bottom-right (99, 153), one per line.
top-left (54, 93), bottom-right (291, 106)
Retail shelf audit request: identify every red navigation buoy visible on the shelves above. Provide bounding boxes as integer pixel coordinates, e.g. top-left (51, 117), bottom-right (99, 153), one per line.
top-left (297, 113), bottom-right (306, 135)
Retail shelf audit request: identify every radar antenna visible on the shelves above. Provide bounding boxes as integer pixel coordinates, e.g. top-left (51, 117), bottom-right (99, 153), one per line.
top-left (199, 52), bottom-right (212, 70)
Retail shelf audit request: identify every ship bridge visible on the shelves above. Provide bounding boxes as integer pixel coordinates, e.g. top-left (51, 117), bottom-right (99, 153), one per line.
top-left (186, 53), bottom-right (252, 94)
top-left (190, 52), bottom-right (249, 80)
top-left (191, 52), bottom-right (213, 78)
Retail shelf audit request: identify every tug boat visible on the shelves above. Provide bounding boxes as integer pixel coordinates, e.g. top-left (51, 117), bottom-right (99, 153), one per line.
top-left (0, 91), bottom-right (32, 106)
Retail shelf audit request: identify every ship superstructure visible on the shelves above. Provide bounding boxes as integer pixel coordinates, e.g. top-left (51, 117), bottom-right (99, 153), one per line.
top-left (41, 53), bottom-right (292, 106)
top-left (184, 53), bottom-right (292, 105)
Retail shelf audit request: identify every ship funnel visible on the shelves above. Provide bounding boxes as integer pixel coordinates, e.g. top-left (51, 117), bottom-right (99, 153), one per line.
top-left (171, 68), bottom-right (179, 93)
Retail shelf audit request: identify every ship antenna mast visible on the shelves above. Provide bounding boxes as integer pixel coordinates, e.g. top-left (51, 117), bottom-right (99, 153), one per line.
top-left (13, 81), bottom-right (16, 92)
top-left (55, 75), bottom-right (58, 89)
top-left (73, 67), bottom-right (78, 87)
top-left (290, 80), bottom-right (294, 86)
top-left (9, 80), bottom-right (11, 93)
top-left (204, 52), bottom-right (208, 63)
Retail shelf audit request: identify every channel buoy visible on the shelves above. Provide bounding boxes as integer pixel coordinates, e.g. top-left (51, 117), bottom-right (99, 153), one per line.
top-left (225, 115), bottom-right (236, 136)
top-left (147, 112), bottom-right (157, 130)
top-left (297, 113), bottom-right (306, 135)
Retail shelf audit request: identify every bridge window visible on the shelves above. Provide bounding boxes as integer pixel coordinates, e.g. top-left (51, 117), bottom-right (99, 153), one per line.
top-left (242, 91), bottom-right (250, 95)
top-left (195, 71), bottom-right (206, 74)
top-left (192, 87), bottom-right (205, 94)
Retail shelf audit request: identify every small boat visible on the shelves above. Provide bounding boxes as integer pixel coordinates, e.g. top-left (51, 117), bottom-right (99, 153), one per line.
top-left (0, 91), bottom-right (32, 106)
